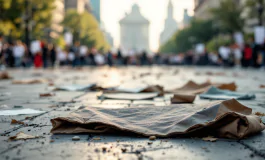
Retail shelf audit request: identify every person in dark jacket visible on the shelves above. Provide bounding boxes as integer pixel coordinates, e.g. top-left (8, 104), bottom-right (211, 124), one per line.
top-left (107, 50), bottom-right (113, 67)
top-left (42, 41), bottom-right (48, 68)
top-left (50, 44), bottom-right (56, 68)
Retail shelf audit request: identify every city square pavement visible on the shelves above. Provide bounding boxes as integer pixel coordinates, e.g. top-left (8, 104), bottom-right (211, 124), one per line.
top-left (0, 66), bottom-right (265, 160)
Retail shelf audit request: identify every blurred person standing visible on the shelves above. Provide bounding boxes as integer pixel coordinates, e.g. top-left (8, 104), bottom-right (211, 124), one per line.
top-left (6, 42), bottom-right (14, 67)
top-left (34, 51), bottom-right (43, 68)
top-left (79, 45), bottom-right (88, 66)
top-left (231, 44), bottom-right (242, 67)
top-left (218, 45), bottom-right (231, 66)
top-left (57, 48), bottom-right (67, 66)
top-left (13, 41), bottom-right (25, 67)
top-left (49, 44), bottom-right (56, 68)
top-left (88, 48), bottom-right (96, 66)
top-left (184, 51), bottom-right (193, 65)
top-left (41, 41), bottom-right (48, 68)
top-left (107, 50), bottom-right (113, 67)
top-left (71, 42), bottom-right (80, 67)
top-left (153, 52), bottom-right (161, 65)
top-left (261, 38), bottom-right (265, 69)
top-left (209, 52), bottom-right (219, 66)
top-left (250, 37), bottom-right (259, 68)
top-left (95, 52), bottom-right (105, 66)
top-left (117, 49), bottom-right (123, 65)
top-left (67, 49), bottom-right (75, 67)
top-left (0, 35), bottom-right (5, 68)
top-left (242, 43), bottom-right (252, 68)
top-left (140, 51), bottom-right (148, 65)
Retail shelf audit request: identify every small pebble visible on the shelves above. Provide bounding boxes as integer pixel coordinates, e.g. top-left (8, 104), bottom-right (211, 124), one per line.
top-left (148, 142), bottom-right (153, 145)
top-left (102, 147), bottom-right (107, 152)
top-left (72, 136), bottom-right (80, 141)
top-left (149, 136), bottom-right (156, 141)
top-left (121, 148), bottom-right (127, 153)
top-left (13, 105), bottom-right (23, 108)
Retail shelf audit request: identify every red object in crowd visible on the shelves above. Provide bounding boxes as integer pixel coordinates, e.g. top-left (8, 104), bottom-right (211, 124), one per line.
top-left (34, 53), bottom-right (43, 68)
top-left (244, 47), bottom-right (252, 60)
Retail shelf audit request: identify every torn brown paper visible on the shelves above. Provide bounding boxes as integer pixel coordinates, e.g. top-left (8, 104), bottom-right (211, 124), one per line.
top-left (50, 99), bottom-right (265, 139)
top-left (12, 78), bottom-right (47, 84)
top-left (0, 72), bottom-right (11, 80)
top-left (171, 94), bottom-right (196, 103)
top-left (168, 81), bottom-right (236, 95)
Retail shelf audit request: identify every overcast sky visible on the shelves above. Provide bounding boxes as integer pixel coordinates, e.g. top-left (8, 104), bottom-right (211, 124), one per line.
top-left (101, 0), bottom-right (194, 52)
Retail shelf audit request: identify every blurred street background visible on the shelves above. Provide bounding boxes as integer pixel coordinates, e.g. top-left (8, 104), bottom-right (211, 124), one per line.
top-left (0, 0), bottom-right (264, 69)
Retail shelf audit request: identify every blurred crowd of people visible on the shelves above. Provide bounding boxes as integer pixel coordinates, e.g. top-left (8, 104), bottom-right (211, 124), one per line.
top-left (1, 35), bottom-right (265, 69)
top-left (181, 38), bottom-right (265, 69)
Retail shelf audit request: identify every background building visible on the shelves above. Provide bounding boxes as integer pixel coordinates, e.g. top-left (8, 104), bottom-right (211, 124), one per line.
top-left (182, 9), bottom-right (192, 28)
top-left (90, 0), bottom-right (101, 23)
top-left (89, 0), bottom-right (114, 48)
top-left (64, 0), bottom-right (90, 13)
top-left (193, 0), bottom-right (257, 32)
top-left (160, 0), bottom-right (178, 46)
top-left (119, 4), bottom-right (150, 52)
top-left (50, 0), bottom-right (65, 38)
top-left (193, 0), bottom-right (219, 20)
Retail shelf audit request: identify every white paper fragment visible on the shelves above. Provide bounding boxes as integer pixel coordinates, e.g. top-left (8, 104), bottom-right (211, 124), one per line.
top-left (0, 108), bottom-right (45, 116)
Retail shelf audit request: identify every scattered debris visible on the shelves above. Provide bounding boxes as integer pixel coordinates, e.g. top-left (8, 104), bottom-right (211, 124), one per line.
top-left (11, 119), bottom-right (25, 125)
top-left (72, 136), bottom-right (80, 141)
top-left (12, 79), bottom-right (47, 84)
top-left (102, 146), bottom-right (107, 152)
top-left (48, 82), bottom-right (54, 86)
top-left (260, 85), bottom-right (265, 88)
top-left (202, 136), bottom-right (218, 142)
top-left (50, 140), bottom-right (55, 143)
top-left (0, 72), bottom-right (11, 80)
top-left (9, 132), bottom-right (41, 141)
top-left (255, 112), bottom-right (265, 117)
top-left (39, 93), bottom-right (54, 97)
top-left (14, 105), bottom-right (23, 108)
top-left (147, 142), bottom-right (153, 145)
top-left (149, 136), bottom-right (156, 141)
top-left (93, 137), bottom-right (101, 141)
top-left (121, 148), bottom-right (127, 153)
top-left (0, 104), bottom-right (8, 109)
top-left (25, 116), bottom-right (33, 120)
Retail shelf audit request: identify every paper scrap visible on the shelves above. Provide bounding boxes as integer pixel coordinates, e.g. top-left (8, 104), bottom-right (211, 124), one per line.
top-left (9, 132), bottom-right (41, 141)
top-left (202, 136), bottom-right (218, 142)
top-left (0, 108), bottom-right (45, 116)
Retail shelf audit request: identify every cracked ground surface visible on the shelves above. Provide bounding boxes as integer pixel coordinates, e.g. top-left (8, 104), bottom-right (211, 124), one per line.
top-left (0, 66), bottom-right (265, 160)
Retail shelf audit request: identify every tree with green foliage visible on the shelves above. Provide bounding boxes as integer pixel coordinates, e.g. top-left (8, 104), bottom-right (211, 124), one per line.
top-left (245, 0), bottom-right (264, 25)
top-left (0, 0), bottom-right (55, 40)
top-left (210, 0), bottom-right (244, 33)
top-left (62, 9), bottom-right (110, 51)
top-left (159, 19), bottom-right (216, 53)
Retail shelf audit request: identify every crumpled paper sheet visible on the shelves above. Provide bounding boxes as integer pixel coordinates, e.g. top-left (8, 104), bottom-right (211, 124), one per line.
top-left (199, 87), bottom-right (255, 100)
top-left (51, 99), bottom-right (265, 139)
top-left (105, 84), bottom-right (164, 96)
top-left (99, 92), bottom-right (159, 100)
top-left (168, 81), bottom-right (237, 95)
top-left (54, 84), bottom-right (96, 91)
